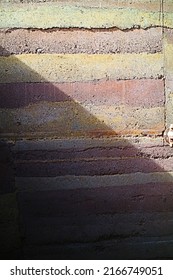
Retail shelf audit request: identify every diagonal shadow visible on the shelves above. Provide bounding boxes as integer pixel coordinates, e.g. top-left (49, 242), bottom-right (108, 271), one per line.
top-left (0, 48), bottom-right (120, 138)
top-left (0, 45), bottom-right (173, 260)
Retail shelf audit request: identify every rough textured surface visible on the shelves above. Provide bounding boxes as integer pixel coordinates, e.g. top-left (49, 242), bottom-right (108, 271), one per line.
top-left (166, 80), bottom-right (173, 127)
top-left (15, 157), bottom-right (172, 177)
top-left (165, 30), bottom-right (173, 127)
top-left (1, 0), bottom-right (173, 261)
top-left (14, 138), bottom-right (173, 259)
top-left (0, 0), bottom-right (165, 8)
top-left (16, 172), bottom-right (173, 193)
top-left (0, 28), bottom-right (163, 55)
top-left (13, 137), bottom-right (164, 151)
top-left (0, 78), bottom-right (165, 138)
top-left (16, 172), bottom-right (173, 192)
top-left (165, 43), bottom-right (173, 80)
top-left (0, 3), bottom-right (173, 29)
top-left (0, 103), bottom-right (165, 138)
top-left (0, 53), bottom-right (164, 83)
top-left (13, 136), bottom-right (171, 177)
top-left (0, 79), bottom-right (164, 108)
top-left (0, 0), bottom-right (172, 10)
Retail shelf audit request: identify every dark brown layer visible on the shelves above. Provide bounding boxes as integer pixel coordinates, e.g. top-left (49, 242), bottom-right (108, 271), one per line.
top-left (15, 145), bottom-right (173, 161)
top-left (0, 28), bottom-right (162, 55)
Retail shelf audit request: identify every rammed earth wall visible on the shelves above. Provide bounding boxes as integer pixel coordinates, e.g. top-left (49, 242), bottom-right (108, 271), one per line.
top-left (0, 0), bottom-right (173, 259)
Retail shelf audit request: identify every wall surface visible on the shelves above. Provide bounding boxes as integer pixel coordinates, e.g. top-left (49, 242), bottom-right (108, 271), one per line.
top-left (0, 0), bottom-right (173, 259)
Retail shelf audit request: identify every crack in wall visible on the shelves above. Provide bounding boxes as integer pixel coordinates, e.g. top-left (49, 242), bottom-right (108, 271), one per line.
top-left (1, 25), bottom-right (173, 33)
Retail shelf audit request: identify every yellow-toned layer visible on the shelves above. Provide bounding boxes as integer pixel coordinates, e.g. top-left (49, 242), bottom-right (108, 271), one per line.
top-left (0, 53), bottom-right (164, 83)
top-left (0, 3), bottom-right (173, 29)
top-left (165, 43), bottom-right (173, 79)
top-left (0, 102), bottom-right (164, 138)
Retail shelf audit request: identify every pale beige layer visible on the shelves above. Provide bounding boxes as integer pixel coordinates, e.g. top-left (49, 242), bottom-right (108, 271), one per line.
top-left (0, 3), bottom-right (172, 29)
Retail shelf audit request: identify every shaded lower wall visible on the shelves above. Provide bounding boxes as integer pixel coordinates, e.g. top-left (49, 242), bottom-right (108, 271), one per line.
top-left (1, 137), bottom-right (173, 259)
top-left (0, 0), bottom-right (173, 259)
top-left (13, 138), bottom-right (173, 259)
